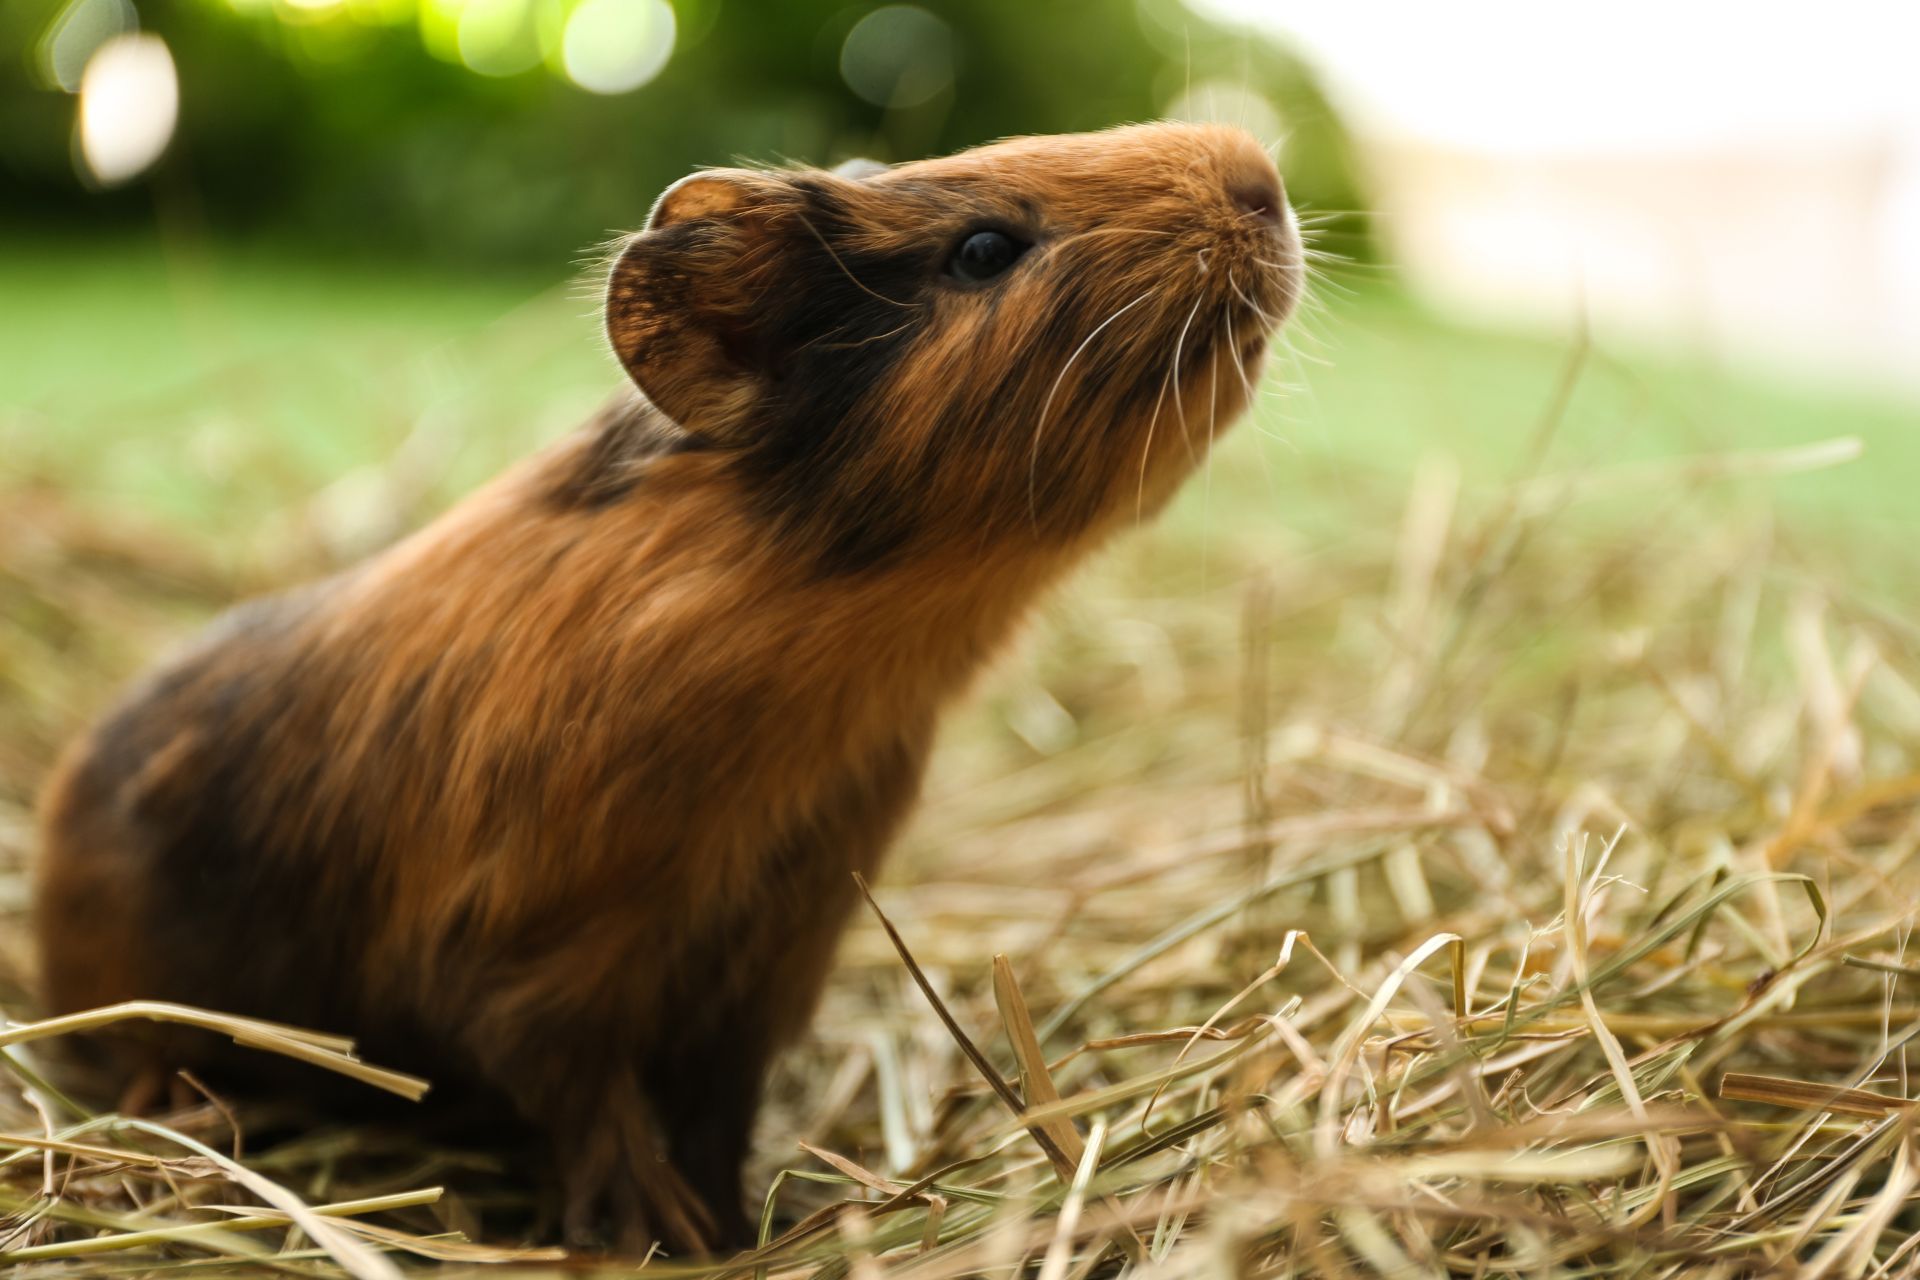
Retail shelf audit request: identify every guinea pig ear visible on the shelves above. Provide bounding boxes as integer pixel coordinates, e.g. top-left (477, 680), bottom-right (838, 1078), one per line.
top-left (604, 169), bottom-right (794, 437)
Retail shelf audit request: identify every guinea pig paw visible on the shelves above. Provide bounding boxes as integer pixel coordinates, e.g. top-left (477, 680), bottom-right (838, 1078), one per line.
top-left (560, 1128), bottom-right (717, 1258)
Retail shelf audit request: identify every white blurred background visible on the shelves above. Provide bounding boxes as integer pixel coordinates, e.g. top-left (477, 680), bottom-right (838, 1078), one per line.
top-left (1203, 0), bottom-right (1920, 398)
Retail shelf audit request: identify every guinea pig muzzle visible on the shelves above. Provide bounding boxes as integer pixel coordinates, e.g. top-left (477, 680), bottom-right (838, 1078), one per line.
top-left (1231, 207), bottom-right (1303, 367)
top-left (1213, 142), bottom-right (1303, 367)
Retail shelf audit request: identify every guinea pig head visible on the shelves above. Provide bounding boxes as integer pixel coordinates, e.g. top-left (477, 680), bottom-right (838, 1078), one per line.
top-left (606, 122), bottom-right (1302, 570)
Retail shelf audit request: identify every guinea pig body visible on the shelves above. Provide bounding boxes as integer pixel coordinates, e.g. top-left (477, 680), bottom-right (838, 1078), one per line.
top-left (34, 121), bottom-right (1301, 1254)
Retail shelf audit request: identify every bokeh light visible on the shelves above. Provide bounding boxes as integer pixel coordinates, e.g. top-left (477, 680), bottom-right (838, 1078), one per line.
top-left (455, 0), bottom-right (553, 78)
top-left (562, 0), bottom-right (675, 95)
top-left (36, 0), bottom-right (136, 92)
top-left (77, 32), bottom-right (177, 186)
top-left (839, 5), bottom-right (954, 110)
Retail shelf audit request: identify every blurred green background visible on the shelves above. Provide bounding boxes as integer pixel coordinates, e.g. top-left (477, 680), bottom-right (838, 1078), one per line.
top-left (3, 0), bottom-right (1361, 260)
top-left (2, 0), bottom-right (1913, 593)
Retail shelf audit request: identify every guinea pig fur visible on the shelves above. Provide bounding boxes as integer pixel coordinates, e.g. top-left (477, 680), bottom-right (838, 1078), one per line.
top-left (33, 121), bottom-right (1302, 1255)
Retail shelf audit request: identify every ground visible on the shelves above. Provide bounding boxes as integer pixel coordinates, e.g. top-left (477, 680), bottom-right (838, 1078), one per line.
top-left (1, 233), bottom-right (1917, 1276)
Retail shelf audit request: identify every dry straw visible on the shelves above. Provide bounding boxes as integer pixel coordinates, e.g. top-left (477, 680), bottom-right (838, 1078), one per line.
top-left (1, 394), bottom-right (1916, 1277)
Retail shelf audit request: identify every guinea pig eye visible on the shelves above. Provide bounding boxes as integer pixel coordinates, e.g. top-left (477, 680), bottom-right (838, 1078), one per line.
top-left (947, 229), bottom-right (1027, 283)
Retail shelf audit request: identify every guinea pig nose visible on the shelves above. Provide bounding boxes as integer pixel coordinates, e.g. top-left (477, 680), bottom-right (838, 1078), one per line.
top-left (1230, 175), bottom-right (1284, 225)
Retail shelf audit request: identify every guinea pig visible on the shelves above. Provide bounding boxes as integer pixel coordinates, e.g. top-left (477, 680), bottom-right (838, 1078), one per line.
top-left (33, 121), bottom-right (1301, 1255)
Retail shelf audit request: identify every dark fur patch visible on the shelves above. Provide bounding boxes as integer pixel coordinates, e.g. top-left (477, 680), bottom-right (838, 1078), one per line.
top-left (735, 182), bottom-right (937, 574)
top-left (61, 597), bottom-right (371, 1035)
top-left (547, 395), bottom-right (704, 509)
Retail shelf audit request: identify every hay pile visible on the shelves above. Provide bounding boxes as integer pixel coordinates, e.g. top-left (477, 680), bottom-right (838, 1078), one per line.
top-left (1, 410), bottom-right (1916, 1277)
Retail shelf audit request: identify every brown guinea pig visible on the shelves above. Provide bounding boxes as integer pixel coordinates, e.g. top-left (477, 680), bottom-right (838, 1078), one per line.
top-left (33, 121), bottom-right (1301, 1254)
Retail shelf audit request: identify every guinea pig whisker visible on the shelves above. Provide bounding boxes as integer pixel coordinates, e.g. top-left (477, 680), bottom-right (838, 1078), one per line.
top-left (806, 317), bottom-right (919, 352)
top-left (1272, 315), bottom-right (1337, 377)
top-left (793, 213), bottom-right (920, 309)
top-left (1134, 333), bottom-right (1182, 526)
top-left (1292, 207), bottom-right (1382, 221)
top-left (1026, 288), bottom-right (1158, 529)
top-left (1222, 286), bottom-right (1262, 407)
top-left (1166, 295), bottom-right (1206, 468)
top-left (1280, 306), bottom-right (1336, 358)
top-left (1201, 329), bottom-right (1222, 581)
top-left (1276, 323), bottom-right (1337, 371)
top-left (1299, 247), bottom-right (1373, 266)
top-left (1226, 273), bottom-right (1285, 330)
top-left (1254, 253), bottom-right (1349, 312)
top-left (1310, 276), bottom-right (1359, 304)
top-left (1222, 302), bottom-right (1286, 505)
top-left (1131, 287), bottom-right (1215, 522)
top-left (1282, 249), bottom-right (1359, 293)
top-left (1290, 276), bottom-right (1336, 337)
top-left (1292, 222), bottom-right (1393, 284)
top-left (1296, 265), bottom-right (1363, 300)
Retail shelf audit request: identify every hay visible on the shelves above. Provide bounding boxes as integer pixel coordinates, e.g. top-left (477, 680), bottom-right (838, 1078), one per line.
top-left (2, 377), bottom-right (1917, 1276)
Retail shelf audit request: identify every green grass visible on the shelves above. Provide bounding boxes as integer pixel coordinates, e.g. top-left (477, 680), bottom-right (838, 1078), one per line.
top-left (3, 232), bottom-right (1913, 557)
top-left (1268, 289), bottom-right (1917, 539)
